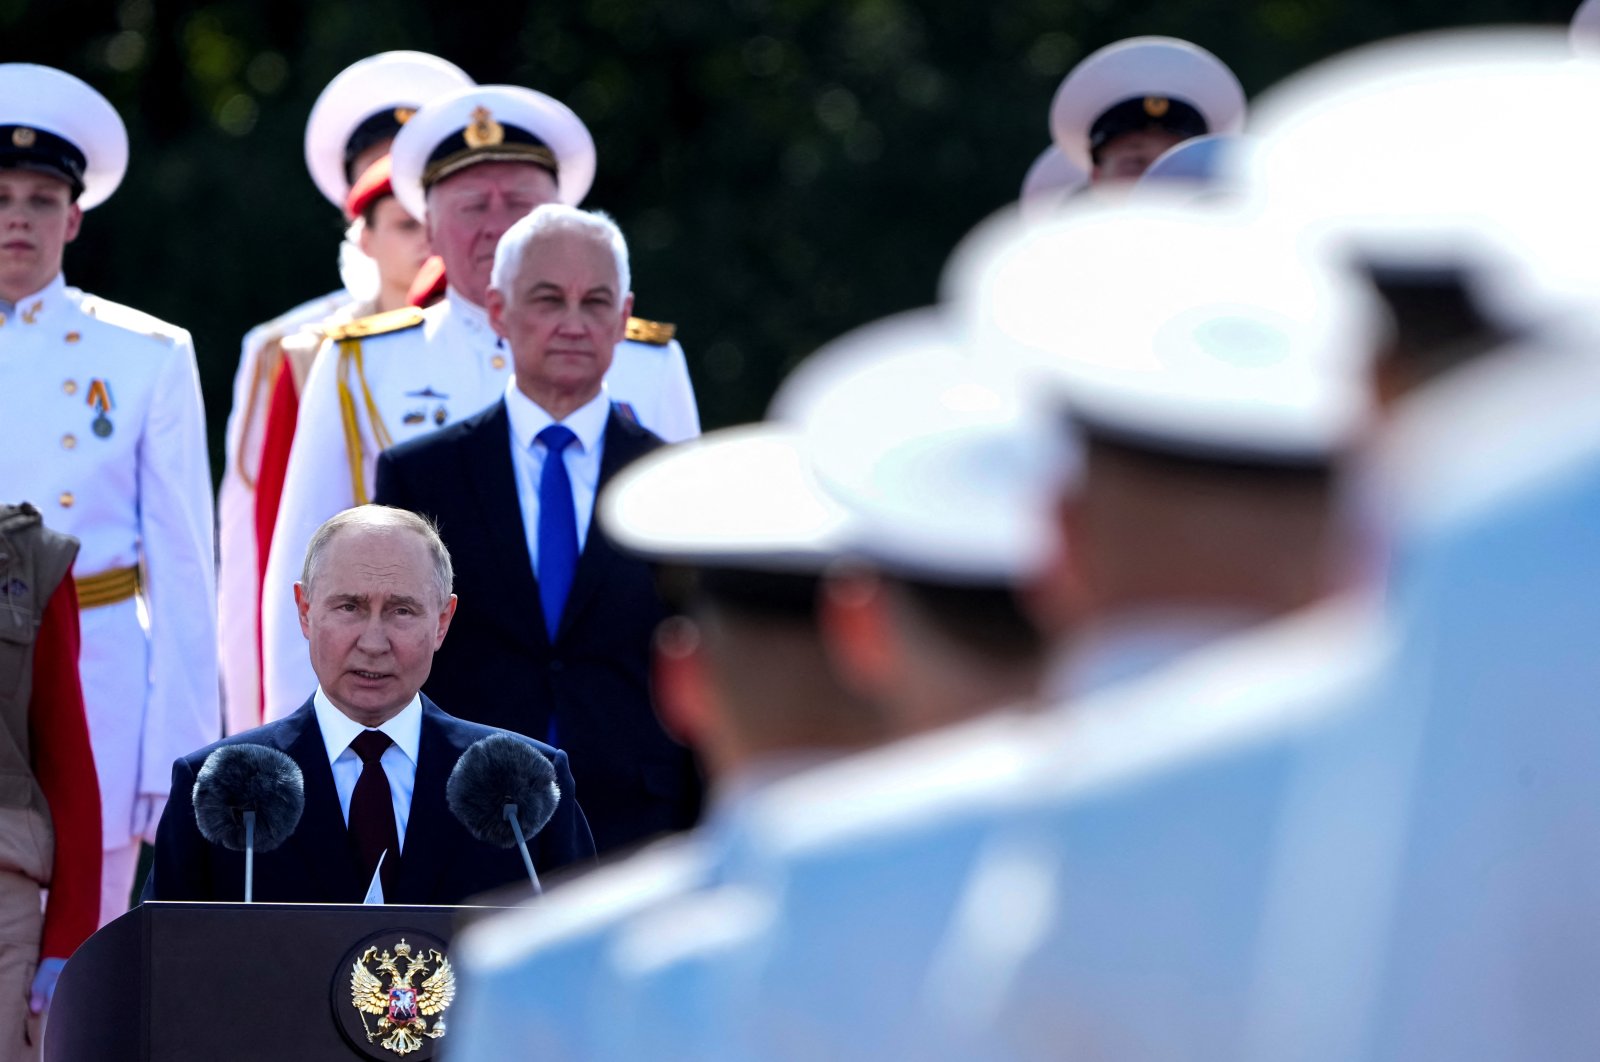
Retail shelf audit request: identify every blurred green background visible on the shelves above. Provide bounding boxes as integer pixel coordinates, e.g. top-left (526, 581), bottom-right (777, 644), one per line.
top-left (8, 0), bottom-right (1578, 476)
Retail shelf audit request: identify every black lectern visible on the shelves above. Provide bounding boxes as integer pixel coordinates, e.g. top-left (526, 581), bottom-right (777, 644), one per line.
top-left (47, 901), bottom-right (491, 1061)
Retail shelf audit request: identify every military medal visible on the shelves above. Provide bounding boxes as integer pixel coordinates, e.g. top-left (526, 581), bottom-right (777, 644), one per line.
top-left (87, 378), bottom-right (114, 438)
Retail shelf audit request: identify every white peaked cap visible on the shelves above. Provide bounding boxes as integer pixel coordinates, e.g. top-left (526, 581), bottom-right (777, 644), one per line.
top-left (944, 196), bottom-right (1386, 464)
top-left (389, 84), bottom-right (596, 221)
top-left (303, 51), bottom-right (473, 208)
top-left (1019, 146), bottom-right (1088, 220)
top-left (0, 64), bottom-right (128, 210)
top-left (1050, 36), bottom-right (1246, 171)
top-left (601, 310), bottom-right (1069, 583)
top-left (769, 310), bottom-right (1071, 583)
top-left (1234, 28), bottom-right (1600, 333)
top-left (600, 424), bottom-right (855, 572)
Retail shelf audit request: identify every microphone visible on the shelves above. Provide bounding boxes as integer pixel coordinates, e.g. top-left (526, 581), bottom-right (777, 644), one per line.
top-left (192, 744), bottom-right (306, 903)
top-left (446, 734), bottom-right (561, 894)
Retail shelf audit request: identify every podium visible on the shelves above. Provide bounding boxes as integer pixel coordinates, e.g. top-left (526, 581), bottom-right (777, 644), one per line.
top-left (47, 901), bottom-right (495, 1061)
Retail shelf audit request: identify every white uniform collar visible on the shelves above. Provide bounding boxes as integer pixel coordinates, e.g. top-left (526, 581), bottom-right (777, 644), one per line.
top-left (1052, 606), bottom-right (1270, 699)
top-left (445, 285), bottom-right (493, 338)
top-left (504, 377), bottom-right (611, 454)
top-left (1, 272), bottom-right (68, 327)
top-left (313, 688), bottom-right (424, 769)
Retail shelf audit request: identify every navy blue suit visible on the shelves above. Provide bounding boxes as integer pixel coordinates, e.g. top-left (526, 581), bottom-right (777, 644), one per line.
top-left (144, 696), bottom-right (595, 904)
top-left (374, 401), bottom-right (702, 855)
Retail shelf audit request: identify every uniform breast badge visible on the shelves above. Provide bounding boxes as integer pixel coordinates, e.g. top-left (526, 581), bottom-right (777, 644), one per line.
top-left (86, 378), bottom-right (114, 437)
top-left (346, 937), bottom-right (456, 1058)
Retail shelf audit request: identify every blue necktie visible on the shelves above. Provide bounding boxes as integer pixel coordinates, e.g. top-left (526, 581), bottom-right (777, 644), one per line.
top-left (537, 425), bottom-right (579, 641)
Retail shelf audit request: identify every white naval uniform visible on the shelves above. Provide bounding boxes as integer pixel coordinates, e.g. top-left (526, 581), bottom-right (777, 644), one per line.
top-left (0, 275), bottom-right (217, 861)
top-left (260, 288), bottom-right (701, 719)
top-left (216, 288), bottom-right (352, 736)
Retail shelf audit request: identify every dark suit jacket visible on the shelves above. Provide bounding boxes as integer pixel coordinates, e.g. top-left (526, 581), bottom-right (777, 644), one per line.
top-left (374, 401), bottom-right (702, 855)
top-left (143, 696), bottom-right (595, 904)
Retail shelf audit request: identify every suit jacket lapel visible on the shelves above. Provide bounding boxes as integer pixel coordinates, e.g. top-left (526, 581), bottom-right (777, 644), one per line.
top-left (558, 411), bottom-right (656, 641)
top-left (390, 699), bottom-right (452, 903)
top-left (465, 401), bottom-right (545, 649)
top-left (278, 701), bottom-right (364, 901)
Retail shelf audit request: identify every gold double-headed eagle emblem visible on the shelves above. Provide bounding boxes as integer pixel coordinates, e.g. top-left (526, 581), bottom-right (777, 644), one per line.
top-left (349, 938), bottom-right (456, 1056)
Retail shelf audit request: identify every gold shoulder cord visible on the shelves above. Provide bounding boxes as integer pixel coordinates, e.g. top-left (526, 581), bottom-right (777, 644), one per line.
top-left (335, 339), bottom-right (370, 505)
top-left (234, 337), bottom-right (284, 489)
top-left (334, 337), bottom-right (397, 505)
top-left (353, 340), bottom-right (395, 453)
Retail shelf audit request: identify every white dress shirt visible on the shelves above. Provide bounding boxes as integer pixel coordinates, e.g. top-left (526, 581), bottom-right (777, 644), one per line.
top-left (503, 380), bottom-right (613, 573)
top-left (312, 689), bottom-right (423, 902)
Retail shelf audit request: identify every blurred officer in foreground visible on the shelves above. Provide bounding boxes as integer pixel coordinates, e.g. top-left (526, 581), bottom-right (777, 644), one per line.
top-left (646, 203), bottom-right (1387, 1062)
top-left (1050, 36), bottom-right (1245, 187)
top-left (0, 64), bottom-right (214, 925)
top-left (0, 504), bottom-right (101, 1057)
top-left (947, 198), bottom-right (1381, 700)
top-left (217, 51), bottom-right (471, 735)
top-left (445, 310), bottom-right (1063, 1060)
top-left (263, 83), bottom-right (700, 718)
top-left (1016, 146), bottom-right (1087, 220)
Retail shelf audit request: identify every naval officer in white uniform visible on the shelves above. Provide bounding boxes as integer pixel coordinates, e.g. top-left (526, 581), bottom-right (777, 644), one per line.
top-left (261, 83), bottom-right (700, 720)
top-left (217, 51), bottom-right (473, 736)
top-left (1050, 36), bottom-right (1246, 188)
top-left (0, 64), bottom-right (215, 924)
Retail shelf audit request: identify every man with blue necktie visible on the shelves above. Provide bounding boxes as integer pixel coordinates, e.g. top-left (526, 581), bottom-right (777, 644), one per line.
top-left (374, 205), bottom-right (700, 855)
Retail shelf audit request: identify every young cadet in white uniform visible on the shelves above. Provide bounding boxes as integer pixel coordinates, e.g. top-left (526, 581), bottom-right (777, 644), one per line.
top-left (1050, 36), bottom-right (1245, 187)
top-left (261, 84), bottom-right (700, 719)
top-left (217, 51), bottom-right (472, 735)
top-left (0, 65), bottom-right (215, 925)
top-left (443, 312), bottom-right (1062, 1060)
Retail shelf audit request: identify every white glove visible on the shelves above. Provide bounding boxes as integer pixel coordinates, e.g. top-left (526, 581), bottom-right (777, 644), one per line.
top-left (134, 793), bottom-right (168, 846)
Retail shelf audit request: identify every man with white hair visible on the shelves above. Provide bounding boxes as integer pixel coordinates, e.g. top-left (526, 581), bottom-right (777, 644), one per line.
top-left (146, 504), bottom-right (594, 905)
top-left (373, 205), bottom-right (701, 856)
top-left (262, 84), bottom-right (700, 721)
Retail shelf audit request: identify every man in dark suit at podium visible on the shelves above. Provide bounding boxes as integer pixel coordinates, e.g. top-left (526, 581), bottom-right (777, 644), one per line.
top-left (374, 205), bottom-right (701, 855)
top-left (144, 505), bottom-right (595, 904)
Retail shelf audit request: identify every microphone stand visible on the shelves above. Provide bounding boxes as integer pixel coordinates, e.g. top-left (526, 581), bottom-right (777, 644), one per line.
top-left (503, 804), bottom-right (543, 895)
top-left (243, 810), bottom-right (256, 904)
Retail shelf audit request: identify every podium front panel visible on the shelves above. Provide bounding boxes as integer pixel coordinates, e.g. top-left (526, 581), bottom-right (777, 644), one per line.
top-left (49, 902), bottom-right (484, 1061)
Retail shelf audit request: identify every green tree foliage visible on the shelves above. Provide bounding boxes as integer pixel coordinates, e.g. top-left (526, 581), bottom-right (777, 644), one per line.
top-left (1, 0), bottom-right (1579, 473)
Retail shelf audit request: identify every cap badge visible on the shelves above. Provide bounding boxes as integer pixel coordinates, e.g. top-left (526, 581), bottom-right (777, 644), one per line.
top-left (11, 127), bottom-right (35, 148)
top-left (463, 106), bottom-right (504, 150)
top-left (1143, 97), bottom-right (1170, 118)
top-left (394, 107), bottom-right (416, 126)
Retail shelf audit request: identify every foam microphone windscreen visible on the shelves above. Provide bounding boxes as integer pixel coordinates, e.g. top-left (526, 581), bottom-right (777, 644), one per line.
top-left (192, 744), bottom-right (306, 852)
top-left (446, 734), bottom-right (561, 847)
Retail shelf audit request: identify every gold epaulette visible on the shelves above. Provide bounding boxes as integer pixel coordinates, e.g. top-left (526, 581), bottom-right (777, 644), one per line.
top-left (325, 306), bottom-right (426, 343)
top-left (625, 316), bottom-right (677, 346)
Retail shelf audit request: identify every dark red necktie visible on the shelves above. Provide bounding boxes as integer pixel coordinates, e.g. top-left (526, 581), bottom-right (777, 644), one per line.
top-left (348, 730), bottom-right (399, 899)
